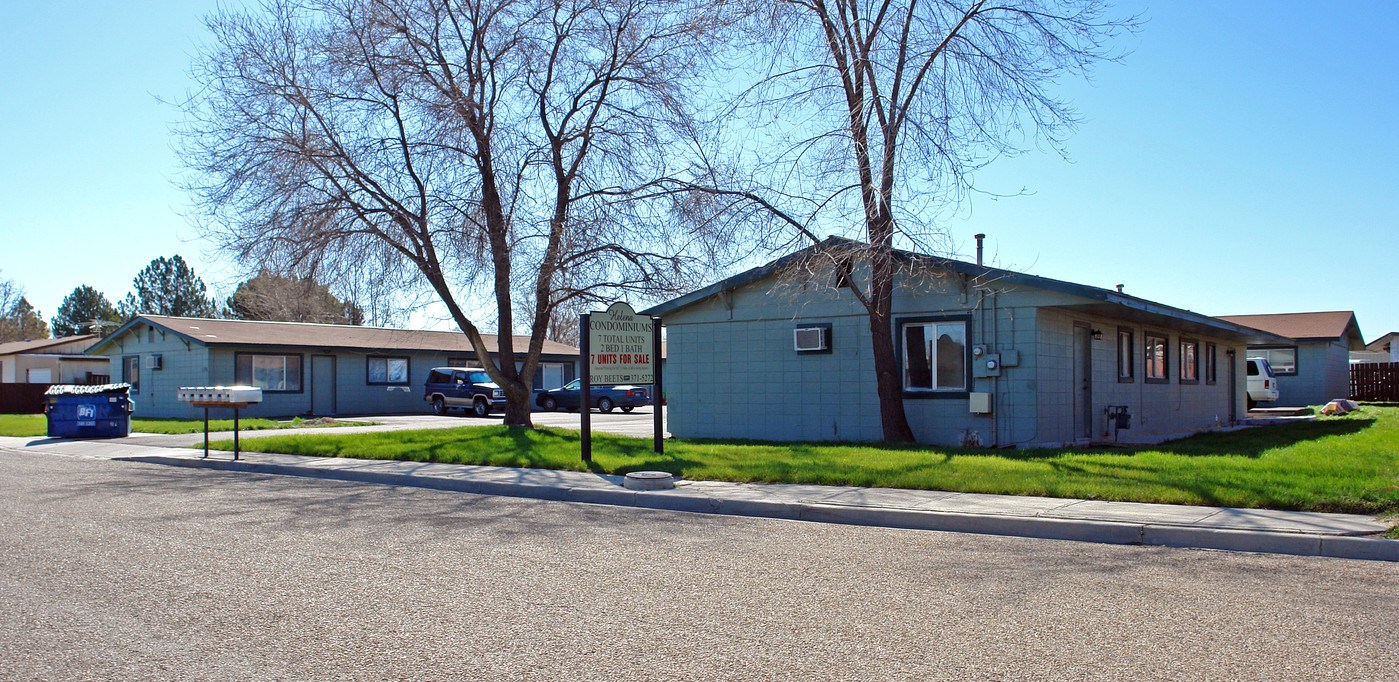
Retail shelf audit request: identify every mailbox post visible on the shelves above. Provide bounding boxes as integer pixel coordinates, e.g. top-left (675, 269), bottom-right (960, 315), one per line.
top-left (177, 386), bottom-right (264, 460)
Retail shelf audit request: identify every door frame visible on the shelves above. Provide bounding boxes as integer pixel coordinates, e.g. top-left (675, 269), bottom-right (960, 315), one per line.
top-left (1072, 322), bottom-right (1093, 441)
top-left (1227, 348), bottom-right (1238, 423)
top-left (311, 354), bottom-right (337, 416)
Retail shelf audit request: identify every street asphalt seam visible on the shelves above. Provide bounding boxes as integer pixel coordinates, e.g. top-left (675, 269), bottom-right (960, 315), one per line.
top-left (111, 454), bottom-right (1399, 563)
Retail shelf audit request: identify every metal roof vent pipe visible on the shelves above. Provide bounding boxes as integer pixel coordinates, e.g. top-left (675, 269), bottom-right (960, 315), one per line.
top-left (974, 233), bottom-right (985, 267)
top-left (1116, 284), bottom-right (1124, 293)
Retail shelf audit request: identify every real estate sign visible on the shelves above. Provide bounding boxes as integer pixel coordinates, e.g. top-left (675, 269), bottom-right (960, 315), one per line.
top-left (587, 302), bottom-right (655, 385)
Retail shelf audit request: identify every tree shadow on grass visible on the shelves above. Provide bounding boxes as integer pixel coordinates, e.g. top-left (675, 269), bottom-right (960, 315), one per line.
top-left (1035, 455), bottom-right (1399, 514)
top-left (1140, 416), bottom-right (1376, 458)
top-left (687, 414), bottom-right (1381, 464)
top-left (1002, 415), bottom-right (1378, 461)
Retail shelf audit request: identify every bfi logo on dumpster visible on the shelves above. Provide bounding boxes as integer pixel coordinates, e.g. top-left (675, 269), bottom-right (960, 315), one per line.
top-left (77, 404), bottom-right (96, 419)
top-left (587, 302), bottom-right (654, 385)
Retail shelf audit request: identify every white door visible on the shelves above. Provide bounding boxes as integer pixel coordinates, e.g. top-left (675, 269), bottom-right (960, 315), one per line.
top-left (311, 355), bottom-right (336, 416)
top-left (27, 368), bottom-right (52, 383)
top-left (1072, 323), bottom-right (1092, 441)
top-left (541, 363), bottom-right (565, 390)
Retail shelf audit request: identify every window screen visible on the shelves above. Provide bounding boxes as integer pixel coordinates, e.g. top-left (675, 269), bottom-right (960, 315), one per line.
top-left (236, 354), bottom-right (302, 392)
top-left (902, 321), bottom-right (966, 391)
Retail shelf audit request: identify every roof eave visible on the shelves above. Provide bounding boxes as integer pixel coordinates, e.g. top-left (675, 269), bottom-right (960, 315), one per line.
top-left (641, 240), bottom-right (842, 318)
top-left (645, 239), bottom-right (1287, 344)
top-left (85, 316), bottom-right (208, 356)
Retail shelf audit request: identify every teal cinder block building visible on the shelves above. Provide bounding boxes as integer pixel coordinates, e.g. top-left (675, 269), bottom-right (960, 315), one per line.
top-left (86, 315), bottom-right (578, 419)
top-left (644, 238), bottom-right (1290, 448)
top-left (1217, 311), bottom-right (1365, 408)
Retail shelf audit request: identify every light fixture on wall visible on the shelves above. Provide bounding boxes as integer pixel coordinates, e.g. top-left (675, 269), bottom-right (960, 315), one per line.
top-left (1090, 328), bottom-right (1104, 341)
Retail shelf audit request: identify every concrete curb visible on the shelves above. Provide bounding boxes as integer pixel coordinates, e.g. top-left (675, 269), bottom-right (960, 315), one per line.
top-left (118, 455), bottom-right (1399, 563)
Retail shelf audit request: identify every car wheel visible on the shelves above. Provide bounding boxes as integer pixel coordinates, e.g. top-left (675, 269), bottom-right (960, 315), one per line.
top-left (432, 396), bottom-right (447, 415)
top-left (598, 397), bottom-right (614, 413)
top-left (621, 406), bottom-right (634, 413)
top-left (473, 399), bottom-right (490, 417)
top-left (542, 396), bottom-right (557, 411)
top-left (1247, 396), bottom-right (1257, 411)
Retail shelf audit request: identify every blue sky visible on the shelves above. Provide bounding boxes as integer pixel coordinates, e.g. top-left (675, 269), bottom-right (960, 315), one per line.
top-left (2, 1), bottom-right (1396, 339)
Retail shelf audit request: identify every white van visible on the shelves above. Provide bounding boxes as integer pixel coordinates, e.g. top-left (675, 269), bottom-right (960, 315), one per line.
top-left (1246, 357), bottom-right (1280, 410)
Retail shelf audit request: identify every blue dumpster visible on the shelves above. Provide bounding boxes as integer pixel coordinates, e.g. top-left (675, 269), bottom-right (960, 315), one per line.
top-left (44, 384), bottom-right (135, 438)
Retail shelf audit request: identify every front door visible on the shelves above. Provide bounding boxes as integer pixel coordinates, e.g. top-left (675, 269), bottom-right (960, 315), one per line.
top-left (311, 355), bottom-right (336, 416)
top-left (540, 363), bottom-right (565, 390)
top-left (1072, 323), bottom-right (1093, 441)
top-left (1228, 349), bottom-right (1237, 423)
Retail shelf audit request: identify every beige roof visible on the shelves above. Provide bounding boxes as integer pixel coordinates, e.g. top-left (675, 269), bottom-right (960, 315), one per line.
top-left (0, 334), bottom-right (100, 356)
top-left (1366, 331), bottom-right (1399, 352)
top-left (1216, 311), bottom-right (1363, 348)
top-left (97, 315), bottom-right (577, 356)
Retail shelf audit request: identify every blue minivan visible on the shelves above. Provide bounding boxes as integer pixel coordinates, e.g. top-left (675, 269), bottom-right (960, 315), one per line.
top-left (423, 367), bottom-right (507, 417)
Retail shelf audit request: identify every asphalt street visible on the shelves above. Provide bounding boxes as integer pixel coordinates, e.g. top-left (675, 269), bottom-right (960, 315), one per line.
top-left (3, 449), bottom-right (1397, 681)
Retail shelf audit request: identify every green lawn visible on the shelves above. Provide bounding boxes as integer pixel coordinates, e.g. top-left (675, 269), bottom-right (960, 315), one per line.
top-left (0, 414), bottom-right (50, 436)
top-left (0, 414), bottom-right (373, 437)
top-left (203, 406), bottom-right (1399, 517)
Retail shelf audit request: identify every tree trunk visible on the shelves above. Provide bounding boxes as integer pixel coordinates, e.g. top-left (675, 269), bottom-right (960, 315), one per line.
top-left (500, 381), bottom-right (533, 428)
top-left (867, 243), bottom-right (916, 443)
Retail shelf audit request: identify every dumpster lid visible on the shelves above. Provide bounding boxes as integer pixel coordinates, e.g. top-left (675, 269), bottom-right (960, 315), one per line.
top-left (44, 383), bottom-right (132, 396)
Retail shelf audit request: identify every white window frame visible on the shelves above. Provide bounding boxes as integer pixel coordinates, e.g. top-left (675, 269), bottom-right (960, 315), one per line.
top-left (236, 353), bottom-right (303, 392)
top-left (123, 355), bottom-right (141, 394)
top-left (901, 319), bottom-right (968, 393)
top-left (367, 356), bottom-right (410, 385)
top-left (1251, 347), bottom-right (1297, 375)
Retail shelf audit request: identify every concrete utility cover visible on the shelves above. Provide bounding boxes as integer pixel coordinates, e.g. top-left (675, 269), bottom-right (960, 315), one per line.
top-left (623, 471), bottom-right (675, 490)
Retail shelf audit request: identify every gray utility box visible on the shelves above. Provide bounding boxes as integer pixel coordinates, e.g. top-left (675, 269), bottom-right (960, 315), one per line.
top-left (44, 384), bottom-right (135, 439)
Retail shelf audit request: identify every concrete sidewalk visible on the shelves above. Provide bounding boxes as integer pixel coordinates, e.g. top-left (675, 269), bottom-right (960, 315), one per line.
top-left (2, 434), bottom-right (1395, 562)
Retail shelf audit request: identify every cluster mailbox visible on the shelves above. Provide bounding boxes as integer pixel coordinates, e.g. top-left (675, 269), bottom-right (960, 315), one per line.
top-left (177, 386), bottom-right (263, 405)
top-left (178, 385), bottom-right (264, 460)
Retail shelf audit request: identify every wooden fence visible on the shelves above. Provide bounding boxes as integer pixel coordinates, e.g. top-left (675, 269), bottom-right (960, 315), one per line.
top-left (1351, 362), bottom-right (1399, 402)
top-left (0, 384), bottom-right (52, 414)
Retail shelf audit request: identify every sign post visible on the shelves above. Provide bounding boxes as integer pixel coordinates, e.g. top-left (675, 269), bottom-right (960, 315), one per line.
top-left (580, 312), bottom-right (592, 463)
top-left (652, 315), bottom-right (663, 455)
top-left (580, 302), bottom-right (660, 462)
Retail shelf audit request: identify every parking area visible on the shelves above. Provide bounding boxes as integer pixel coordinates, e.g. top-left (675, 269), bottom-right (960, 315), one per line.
top-left (528, 405), bottom-right (664, 438)
top-left (355, 406), bottom-right (664, 438)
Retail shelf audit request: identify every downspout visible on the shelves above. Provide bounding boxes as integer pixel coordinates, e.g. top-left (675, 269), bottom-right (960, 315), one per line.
top-left (973, 233), bottom-right (995, 445)
top-left (990, 287), bottom-right (999, 447)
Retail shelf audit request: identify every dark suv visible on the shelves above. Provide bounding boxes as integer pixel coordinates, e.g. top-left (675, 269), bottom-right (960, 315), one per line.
top-left (424, 367), bottom-right (507, 417)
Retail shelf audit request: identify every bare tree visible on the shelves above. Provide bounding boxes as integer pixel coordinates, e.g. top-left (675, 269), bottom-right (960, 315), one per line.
top-left (179, 0), bottom-right (740, 427)
top-left (666, 0), bottom-right (1134, 441)
top-left (0, 273), bottom-right (51, 342)
top-left (0, 274), bottom-right (23, 326)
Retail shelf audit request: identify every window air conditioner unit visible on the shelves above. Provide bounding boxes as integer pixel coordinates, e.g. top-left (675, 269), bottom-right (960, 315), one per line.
top-left (794, 326), bottom-right (829, 352)
top-left (144, 354), bottom-right (163, 370)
